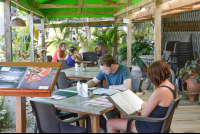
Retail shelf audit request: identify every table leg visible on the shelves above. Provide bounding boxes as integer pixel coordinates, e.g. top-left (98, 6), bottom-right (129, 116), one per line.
top-left (15, 97), bottom-right (26, 133)
top-left (79, 114), bottom-right (85, 128)
top-left (91, 115), bottom-right (100, 133)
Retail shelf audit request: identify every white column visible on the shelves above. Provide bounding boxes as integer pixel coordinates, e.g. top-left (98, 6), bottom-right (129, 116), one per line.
top-left (127, 11), bottom-right (132, 68)
top-left (29, 11), bottom-right (34, 62)
top-left (154, 0), bottom-right (162, 61)
top-left (4, 0), bottom-right (12, 62)
top-left (41, 18), bottom-right (46, 62)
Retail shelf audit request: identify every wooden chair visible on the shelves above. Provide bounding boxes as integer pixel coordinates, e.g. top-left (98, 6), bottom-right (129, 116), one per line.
top-left (46, 55), bottom-right (53, 62)
top-left (126, 95), bottom-right (182, 133)
top-left (31, 101), bottom-right (91, 133)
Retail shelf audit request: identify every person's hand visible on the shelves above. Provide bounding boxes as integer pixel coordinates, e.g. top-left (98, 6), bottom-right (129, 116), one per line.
top-left (137, 111), bottom-right (141, 116)
top-left (142, 101), bottom-right (147, 110)
top-left (94, 46), bottom-right (98, 51)
top-left (109, 85), bottom-right (114, 89)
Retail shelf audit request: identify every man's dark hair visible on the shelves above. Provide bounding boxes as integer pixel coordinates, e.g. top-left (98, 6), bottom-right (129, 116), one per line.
top-left (73, 37), bottom-right (76, 40)
top-left (98, 54), bottom-right (115, 67)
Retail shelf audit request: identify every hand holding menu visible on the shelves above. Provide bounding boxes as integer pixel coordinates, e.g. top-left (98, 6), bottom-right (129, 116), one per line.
top-left (107, 90), bottom-right (144, 117)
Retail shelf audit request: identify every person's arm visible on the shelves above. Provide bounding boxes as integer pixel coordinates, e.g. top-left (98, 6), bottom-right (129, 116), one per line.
top-left (140, 89), bottom-right (161, 117)
top-left (76, 54), bottom-right (83, 61)
top-left (57, 51), bottom-right (64, 60)
top-left (86, 77), bottom-right (101, 88)
top-left (64, 55), bottom-right (69, 60)
top-left (109, 78), bottom-right (131, 91)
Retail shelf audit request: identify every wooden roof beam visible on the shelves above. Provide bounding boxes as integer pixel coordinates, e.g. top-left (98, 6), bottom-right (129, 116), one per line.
top-left (35, 21), bottom-right (115, 29)
top-left (78, 0), bottom-right (83, 14)
top-left (11, 0), bottom-right (45, 18)
top-left (102, 0), bottom-right (116, 4)
top-left (131, 0), bottom-right (200, 20)
top-left (46, 11), bottom-right (115, 15)
top-left (34, 4), bottom-right (127, 9)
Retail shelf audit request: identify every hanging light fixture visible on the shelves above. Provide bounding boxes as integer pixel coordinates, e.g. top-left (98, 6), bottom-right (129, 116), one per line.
top-left (11, 5), bottom-right (26, 27)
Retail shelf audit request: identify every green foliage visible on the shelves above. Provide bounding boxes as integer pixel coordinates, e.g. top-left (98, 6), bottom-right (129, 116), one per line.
top-left (46, 18), bottom-right (77, 47)
top-left (0, 100), bottom-right (12, 131)
top-left (132, 33), bottom-right (144, 41)
top-left (92, 25), bottom-right (124, 55)
top-left (176, 59), bottom-right (200, 84)
top-left (118, 39), bottom-right (154, 69)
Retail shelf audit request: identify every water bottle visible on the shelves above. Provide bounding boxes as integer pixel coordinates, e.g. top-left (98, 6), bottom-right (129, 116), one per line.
top-left (75, 63), bottom-right (79, 71)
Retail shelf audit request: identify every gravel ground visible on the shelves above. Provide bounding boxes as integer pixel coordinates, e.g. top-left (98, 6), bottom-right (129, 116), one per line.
top-left (1, 100), bottom-right (36, 133)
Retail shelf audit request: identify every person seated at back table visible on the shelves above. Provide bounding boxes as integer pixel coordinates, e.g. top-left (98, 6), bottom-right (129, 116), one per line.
top-left (65, 47), bottom-right (83, 67)
top-left (86, 54), bottom-right (132, 133)
top-left (107, 60), bottom-right (179, 133)
top-left (52, 42), bottom-right (66, 62)
top-left (94, 41), bottom-right (110, 58)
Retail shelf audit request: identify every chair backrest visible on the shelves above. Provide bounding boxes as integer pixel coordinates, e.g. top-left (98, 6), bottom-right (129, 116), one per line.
top-left (161, 95), bottom-right (182, 133)
top-left (30, 101), bottom-right (61, 133)
top-left (57, 60), bottom-right (70, 70)
top-left (174, 42), bottom-right (194, 69)
top-left (82, 52), bottom-right (97, 61)
top-left (46, 55), bottom-right (53, 62)
top-left (56, 72), bottom-right (70, 89)
top-left (165, 41), bottom-right (179, 51)
top-left (131, 76), bottom-right (143, 92)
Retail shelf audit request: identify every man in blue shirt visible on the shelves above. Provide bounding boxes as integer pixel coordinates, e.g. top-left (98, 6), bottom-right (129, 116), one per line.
top-left (87, 54), bottom-right (132, 132)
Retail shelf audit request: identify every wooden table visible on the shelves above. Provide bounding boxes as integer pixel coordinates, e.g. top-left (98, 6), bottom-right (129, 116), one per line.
top-left (61, 67), bottom-right (100, 80)
top-left (29, 87), bottom-right (115, 133)
top-left (61, 67), bottom-right (107, 87)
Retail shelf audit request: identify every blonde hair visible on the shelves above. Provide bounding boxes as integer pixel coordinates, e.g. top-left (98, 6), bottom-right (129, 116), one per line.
top-left (58, 42), bottom-right (66, 49)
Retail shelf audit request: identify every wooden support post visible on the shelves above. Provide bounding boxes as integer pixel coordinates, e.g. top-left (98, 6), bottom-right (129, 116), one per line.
top-left (29, 11), bottom-right (34, 62)
top-left (41, 18), bottom-right (46, 62)
top-left (4, 0), bottom-right (12, 62)
top-left (113, 17), bottom-right (118, 58)
top-left (154, 0), bottom-right (162, 61)
top-left (127, 11), bottom-right (132, 67)
top-left (15, 97), bottom-right (26, 133)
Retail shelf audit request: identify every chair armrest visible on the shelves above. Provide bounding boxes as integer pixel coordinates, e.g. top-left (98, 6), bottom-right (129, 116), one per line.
top-left (57, 114), bottom-right (90, 124)
top-left (166, 61), bottom-right (177, 65)
top-left (57, 114), bottom-right (91, 133)
top-left (126, 116), bottom-right (166, 133)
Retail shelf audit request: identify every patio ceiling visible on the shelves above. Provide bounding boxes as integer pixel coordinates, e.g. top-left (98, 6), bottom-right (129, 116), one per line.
top-left (9, 0), bottom-right (144, 19)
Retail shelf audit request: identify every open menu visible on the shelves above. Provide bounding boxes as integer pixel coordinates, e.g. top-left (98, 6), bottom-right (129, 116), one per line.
top-left (0, 66), bottom-right (58, 90)
top-left (107, 90), bottom-right (144, 117)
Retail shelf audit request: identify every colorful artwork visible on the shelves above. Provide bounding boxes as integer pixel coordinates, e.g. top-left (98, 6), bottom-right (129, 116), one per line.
top-left (19, 67), bottom-right (58, 89)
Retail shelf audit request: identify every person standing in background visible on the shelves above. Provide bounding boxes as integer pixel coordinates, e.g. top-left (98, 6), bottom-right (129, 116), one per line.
top-left (122, 34), bottom-right (127, 43)
top-left (52, 42), bottom-right (66, 62)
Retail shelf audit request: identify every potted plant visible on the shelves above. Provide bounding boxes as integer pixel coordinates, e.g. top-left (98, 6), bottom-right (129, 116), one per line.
top-left (118, 39), bottom-right (154, 69)
top-left (176, 59), bottom-right (200, 102)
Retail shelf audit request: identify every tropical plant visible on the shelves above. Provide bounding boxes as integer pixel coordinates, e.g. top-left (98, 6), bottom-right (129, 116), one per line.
top-left (0, 99), bottom-right (12, 131)
top-left (92, 25), bottom-right (125, 55)
top-left (46, 19), bottom-right (78, 47)
top-left (176, 59), bottom-right (200, 84)
top-left (119, 39), bottom-right (154, 69)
